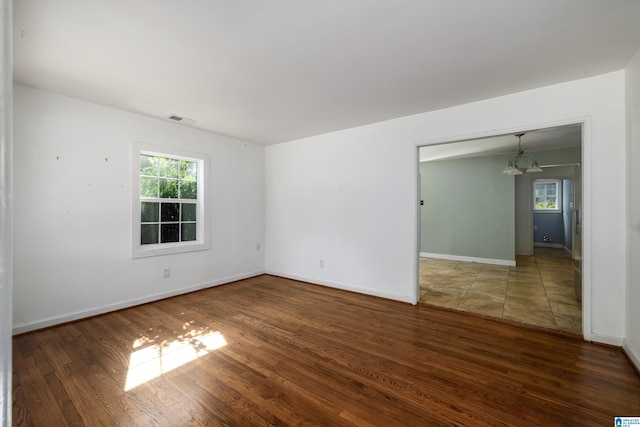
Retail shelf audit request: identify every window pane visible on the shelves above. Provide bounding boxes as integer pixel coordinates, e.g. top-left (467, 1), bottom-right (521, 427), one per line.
top-left (159, 158), bottom-right (179, 179)
top-left (140, 177), bottom-right (159, 198)
top-left (159, 178), bottom-right (179, 198)
top-left (534, 180), bottom-right (560, 210)
top-left (141, 224), bottom-right (159, 245)
top-left (135, 145), bottom-right (208, 258)
top-left (161, 224), bottom-right (179, 243)
top-left (140, 155), bottom-right (158, 176)
top-left (180, 181), bottom-right (197, 199)
top-left (181, 223), bottom-right (196, 241)
top-left (180, 160), bottom-right (197, 181)
top-left (181, 203), bottom-right (196, 221)
top-left (141, 202), bottom-right (159, 222)
top-left (161, 203), bottom-right (180, 222)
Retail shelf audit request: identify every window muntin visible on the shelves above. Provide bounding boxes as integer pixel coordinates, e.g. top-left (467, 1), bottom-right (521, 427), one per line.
top-left (534, 179), bottom-right (561, 211)
top-left (139, 155), bottom-right (198, 245)
top-left (132, 143), bottom-right (209, 258)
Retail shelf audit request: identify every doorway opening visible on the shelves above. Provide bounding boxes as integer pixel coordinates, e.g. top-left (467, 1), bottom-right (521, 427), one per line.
top-left (417, 124), bottom-right (583, 335)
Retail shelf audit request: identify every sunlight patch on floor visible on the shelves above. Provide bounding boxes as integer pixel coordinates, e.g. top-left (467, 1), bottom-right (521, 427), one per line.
top-left (125, 326), bottom-right (227, 391)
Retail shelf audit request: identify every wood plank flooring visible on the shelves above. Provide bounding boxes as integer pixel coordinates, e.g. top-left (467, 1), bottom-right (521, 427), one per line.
top-left (12, 275), bottom-right (640, 426)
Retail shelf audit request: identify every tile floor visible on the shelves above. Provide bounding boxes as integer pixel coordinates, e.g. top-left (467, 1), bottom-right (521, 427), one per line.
top-left (419, 248), bottom-right (582, 334)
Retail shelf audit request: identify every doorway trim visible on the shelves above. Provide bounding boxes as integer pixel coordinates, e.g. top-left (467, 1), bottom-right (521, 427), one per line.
top-left (414, 116), bottom-right (592, 340)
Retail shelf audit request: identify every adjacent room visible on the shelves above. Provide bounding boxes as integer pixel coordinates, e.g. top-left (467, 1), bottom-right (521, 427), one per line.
top-left (418, 126), bottom-right (583, 334)
top-left (2, 1), bottom-right (640, 425)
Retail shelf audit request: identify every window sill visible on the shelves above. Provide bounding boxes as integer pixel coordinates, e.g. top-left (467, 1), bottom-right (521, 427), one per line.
top-left (132, 240), bottom-right (210, 259)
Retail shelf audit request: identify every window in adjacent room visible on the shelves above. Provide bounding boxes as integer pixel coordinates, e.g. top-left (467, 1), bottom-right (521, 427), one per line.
top-left (132, 143), bottom-right (209, 258)
top-left (533, 179), bottom-right (561, 212)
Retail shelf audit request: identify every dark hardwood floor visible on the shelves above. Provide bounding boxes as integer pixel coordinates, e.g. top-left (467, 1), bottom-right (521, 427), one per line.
top-left (12, 275), bottom-right (640, 426)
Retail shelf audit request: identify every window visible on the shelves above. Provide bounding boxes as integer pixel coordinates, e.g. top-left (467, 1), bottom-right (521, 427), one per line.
top-left (132, 143), bottom-right (209, 258)
top-left (533, 179), bottom-right (561, 211)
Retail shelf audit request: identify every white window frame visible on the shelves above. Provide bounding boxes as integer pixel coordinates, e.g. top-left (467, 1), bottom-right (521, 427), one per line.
top-left (533, 179), bottom-right (562, 213)
top-left (132, 142), bottom-right (210, 258)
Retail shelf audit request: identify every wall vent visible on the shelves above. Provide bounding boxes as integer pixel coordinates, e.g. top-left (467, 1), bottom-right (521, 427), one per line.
top-left (167, 115), bottom-right (197, 125)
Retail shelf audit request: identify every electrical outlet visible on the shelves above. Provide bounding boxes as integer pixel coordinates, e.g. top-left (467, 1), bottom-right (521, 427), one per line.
top-left (319, 259), bottom-right (324, 268)
top-left (163, 268), bottom-right (170, 279)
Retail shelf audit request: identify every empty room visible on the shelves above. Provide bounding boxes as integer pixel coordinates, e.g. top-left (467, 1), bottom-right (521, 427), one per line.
top-left (2, 1), bottom-right (640, 426)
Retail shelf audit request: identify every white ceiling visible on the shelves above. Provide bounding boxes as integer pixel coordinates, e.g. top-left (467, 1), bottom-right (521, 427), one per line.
top-left (12, 1), bottom-right (640, 145)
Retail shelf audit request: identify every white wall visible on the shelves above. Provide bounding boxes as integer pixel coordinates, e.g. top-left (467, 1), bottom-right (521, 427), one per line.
top-left (12, 85), bottom-right (265, 333)
top-left (266, 71), bottom-right (626, 344)
top-left (266, 123), bottom-right (416, 302)
top-left (625, 48), bottom-right (640, 369)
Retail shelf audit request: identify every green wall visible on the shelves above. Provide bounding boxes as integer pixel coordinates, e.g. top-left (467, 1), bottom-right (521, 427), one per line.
top-left (420, 155), bottom-right (515, 262)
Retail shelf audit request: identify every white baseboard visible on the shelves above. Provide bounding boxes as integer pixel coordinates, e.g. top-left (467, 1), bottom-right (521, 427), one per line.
top-left (420, 252), bottom-right (516, 267)
top-left (623, 338), bottom-right (640, 373)
top-left (584, 332), bottom-right (624, 347)
top-left (12, 270), bottom-right (265, 335)
top-left (533, 242), bottom-right (565, 248)
top-left (265, 270), bottom-right (414, 304)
